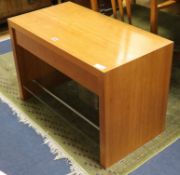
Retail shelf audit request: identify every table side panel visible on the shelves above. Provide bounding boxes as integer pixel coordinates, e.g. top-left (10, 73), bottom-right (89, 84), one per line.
top-left (14, 29), bottom-right (99, 95)
top-left (99, 44), bottom-right (173, 167)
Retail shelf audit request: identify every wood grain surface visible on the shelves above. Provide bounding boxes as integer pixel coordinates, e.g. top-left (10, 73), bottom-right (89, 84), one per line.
top-left (9, 2), bottom-right (173, 167)
top-left (8, 2), bottom-right (172, 73)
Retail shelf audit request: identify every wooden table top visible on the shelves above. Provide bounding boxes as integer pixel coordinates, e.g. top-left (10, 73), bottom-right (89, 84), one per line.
top-left (8, 2), bottom-right (172, 73)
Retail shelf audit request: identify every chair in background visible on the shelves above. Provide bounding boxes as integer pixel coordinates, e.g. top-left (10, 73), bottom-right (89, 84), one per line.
top-left (111, 0), bottom-right (179, 33)
top-left (150, 0), bottom-right (179, 33)
top-left (111, 0), bottom-right (132, 24)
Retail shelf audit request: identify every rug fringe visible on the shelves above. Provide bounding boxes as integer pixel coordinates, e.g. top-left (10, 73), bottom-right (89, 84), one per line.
top-left (0, 91), bottom-right (89, 175)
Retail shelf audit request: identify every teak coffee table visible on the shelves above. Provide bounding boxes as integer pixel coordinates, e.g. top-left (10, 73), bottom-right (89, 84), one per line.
top-left (8, 2), bottom-right (173, 168)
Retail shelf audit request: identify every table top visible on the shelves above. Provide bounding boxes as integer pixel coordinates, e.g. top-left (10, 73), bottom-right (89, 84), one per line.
top-left (8, 2), bottom-right (172, 73)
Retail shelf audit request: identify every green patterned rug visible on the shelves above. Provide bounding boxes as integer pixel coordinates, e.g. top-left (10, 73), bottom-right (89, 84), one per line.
top-left (0, 47), bottom-right (180, 174)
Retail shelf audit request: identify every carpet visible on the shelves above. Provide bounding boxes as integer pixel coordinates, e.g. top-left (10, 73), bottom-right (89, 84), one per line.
top-left (129, 139), bottom-right (180, 175)
top-left (0, 100), bottom-right (71, 175)
top-left (0, 39), bottom-right (11, 55)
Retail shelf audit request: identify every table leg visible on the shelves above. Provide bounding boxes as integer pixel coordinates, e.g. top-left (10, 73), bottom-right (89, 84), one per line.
top-left (9, 27), bottom-right (30, 99)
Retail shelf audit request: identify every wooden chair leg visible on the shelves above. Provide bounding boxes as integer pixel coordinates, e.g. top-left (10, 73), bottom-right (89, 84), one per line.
top-left (111, 0), bottom-right (117, 18)
top-left (90, 0), bottom-right (99, 11)
top-left (117, 0), bottom-right (124, 21)
top-left (125, 0), bottom-right (132, 24)
top-left (150, 0), bottom-right (158, 33)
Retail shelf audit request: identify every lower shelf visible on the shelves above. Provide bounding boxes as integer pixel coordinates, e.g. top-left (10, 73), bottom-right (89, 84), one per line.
top-left (24, 78), bottom-right (100, 142)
